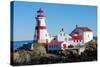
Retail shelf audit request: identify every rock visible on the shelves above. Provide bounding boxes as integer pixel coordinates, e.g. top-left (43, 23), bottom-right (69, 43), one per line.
top-left (13, 50), bottom-right (32, 64)
top-left (32, 45), bottom-right (47, 56)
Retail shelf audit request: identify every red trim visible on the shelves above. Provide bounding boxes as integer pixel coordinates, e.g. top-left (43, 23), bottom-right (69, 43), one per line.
top-left (36, 26), bottom-right (46, 29)
top-left (71, 35), bottom-right (82, 40)
top-left (36, 20), bottom-right (46, 40)
top-left (37, 14), bottom-right (44, 17)
top-left (37, 20), bottom-right (40, 40)
top-left (63, 44), bottom-right (67, 48)
top-left (78, 27), bottom-right (92, 32)
top-left (48, 41), bottom-right (63, 45)
top-left (38, 26), bottom-right (46, 29)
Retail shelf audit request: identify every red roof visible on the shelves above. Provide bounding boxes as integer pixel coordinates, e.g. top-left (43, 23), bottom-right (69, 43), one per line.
top-left (36, 26), bottom-right (46, 29)
top-left (37, 14), bottom-right (44, 17)
top-left (37, 8), bottom-right (44, 13)
top-left (78, 27), bottom-right (92, 32)
top-left (71, 35), bottom-right (82, 40)
top-left (48, 41), bottom-right (64, 45)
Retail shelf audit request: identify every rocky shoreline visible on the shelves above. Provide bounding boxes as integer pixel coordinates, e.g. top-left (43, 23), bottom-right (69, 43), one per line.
top-left (11, 49), bottom-right (97, 66)
top-left (11, 40), bottom-right (97, 66)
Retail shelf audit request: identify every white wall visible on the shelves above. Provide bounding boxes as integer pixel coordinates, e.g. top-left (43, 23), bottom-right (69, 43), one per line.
top-left (38, 30), bottom-right (50, 43)
top-left (57, 31), bottom-right (65, 41)
top-left (83, 32), bottom-right (93, 43)
top-left (57, 31), bottom-right (84, 46)
top-left (57, 31), bottom-right (71, 41)
top-left (37, 16), bottom-right (51, 43)
top-left (38, 17), bottom-right (46, 26)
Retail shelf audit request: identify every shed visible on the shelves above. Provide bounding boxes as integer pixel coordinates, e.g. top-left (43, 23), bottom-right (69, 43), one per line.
top-left (48, 41), bottom-right (68, 51)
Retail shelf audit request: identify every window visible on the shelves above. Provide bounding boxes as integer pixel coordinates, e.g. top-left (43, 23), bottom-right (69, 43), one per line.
top-left (45, 34), bottom-right (47, 37)
top-left (65, 38), bottom-right (67, 40)
top-left (69, 38), bottom-right (72, 41)
top-left (49, 46), bottom-right (51, 48)
top-left (54, 45), bottom-right (55, 48)
top-left (88, 35), bottom-right (89, 37)
top-left (52, 45), bottom-right (53, 48)
top-left (64, 33), bottom-right (65, 36)
top-left (77, 40), bottom-right (78, 42)
top-left (56, 45), bottom-right (58, 48)
top-left (60, 33), bottom-right (62, 36)
top-left (80, 40), bottom-right (81, 42)
top-left (74, 40), bottom-right (75, 42)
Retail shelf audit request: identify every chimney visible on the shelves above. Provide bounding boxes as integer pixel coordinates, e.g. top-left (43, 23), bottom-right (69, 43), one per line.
top-left (76, 25), bottom-right (78, 28)
top-left (62, 28), bottom-right (64, 31)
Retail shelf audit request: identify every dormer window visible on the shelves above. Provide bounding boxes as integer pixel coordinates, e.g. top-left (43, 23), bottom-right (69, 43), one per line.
top-left (74, 34), bottom-right (78, 36)
top-left (60, 33), bottom-right (62, 36)
top-left (45, 34), bottom-right (47, 37)
top-left (65, 38), bottom-right (67, 40)
top-left (64, 33), bottom-right (65, 36)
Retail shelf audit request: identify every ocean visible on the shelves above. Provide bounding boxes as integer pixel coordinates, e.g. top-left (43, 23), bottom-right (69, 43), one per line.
top-left (11, 40), bottom-right (33, 50)
top-left (93, 36), bottom-right (97, 40)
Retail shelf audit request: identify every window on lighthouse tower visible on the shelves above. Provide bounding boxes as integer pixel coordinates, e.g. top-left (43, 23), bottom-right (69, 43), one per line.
top-left (64, 33), bottom-right (65, 36)
top-left (88, 34), bottom-right (89, 38)
top-left (45, 34), bottom-right (47, 37)
top-left (65, 38), bottom-right (67, 40)
top-left (60, 33), bottom-right (62, 36)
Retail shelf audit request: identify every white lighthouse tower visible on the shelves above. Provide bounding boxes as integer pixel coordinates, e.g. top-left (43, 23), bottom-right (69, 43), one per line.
top-left (34, 8), bottom-right (50, 43)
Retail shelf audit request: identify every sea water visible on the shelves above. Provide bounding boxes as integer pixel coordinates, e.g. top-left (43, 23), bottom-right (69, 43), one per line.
top-left (11, 40), bottom-right (33, 50)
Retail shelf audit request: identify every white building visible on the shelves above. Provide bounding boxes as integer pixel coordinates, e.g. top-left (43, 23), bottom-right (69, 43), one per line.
top-left (57, 28), bottom-right (72, 46)
top-left (56, 25), bottom-right (93, 47)
top-left (70, 25), bottom-right (93, 45)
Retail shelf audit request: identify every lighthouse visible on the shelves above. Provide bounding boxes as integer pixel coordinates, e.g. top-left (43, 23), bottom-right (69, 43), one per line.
top-left (34, 8), bottom-right (50, 43)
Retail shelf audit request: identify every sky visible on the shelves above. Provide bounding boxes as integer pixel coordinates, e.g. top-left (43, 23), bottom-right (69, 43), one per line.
top-left (12, 1), bottom-right (97, 41)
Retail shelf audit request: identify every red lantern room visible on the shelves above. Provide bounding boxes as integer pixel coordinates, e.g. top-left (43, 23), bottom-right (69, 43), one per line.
top-left (37, 8), bottom-right (44, 17)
